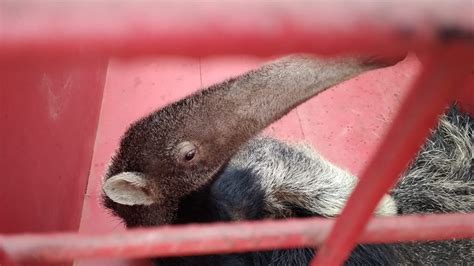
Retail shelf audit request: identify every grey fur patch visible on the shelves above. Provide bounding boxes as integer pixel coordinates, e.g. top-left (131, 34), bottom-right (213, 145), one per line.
top-left (393, 105), bottom-right (473, 214)
top-left (216, 136), bottom-right (397, 219)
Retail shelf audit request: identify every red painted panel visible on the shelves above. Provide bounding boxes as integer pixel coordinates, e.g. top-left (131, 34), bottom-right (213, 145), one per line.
top-left (457, 74), bottom-right (474, 114)
top-left (0, 58), bottom-right (107, 236)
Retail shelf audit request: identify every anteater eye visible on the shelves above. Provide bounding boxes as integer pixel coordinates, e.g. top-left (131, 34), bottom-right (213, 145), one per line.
top-left (176, 141), bottom-right (197, 163)
top-left (184, 150), bottom-right (196, 161)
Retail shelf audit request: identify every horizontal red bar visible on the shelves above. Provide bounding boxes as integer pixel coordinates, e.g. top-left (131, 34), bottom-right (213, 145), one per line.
top-left (1, 213), bottom-right (473, 264)
top-left (1, 0), bottom-right (472, 58)
top-left (311, 47), bottom-right (474, 265)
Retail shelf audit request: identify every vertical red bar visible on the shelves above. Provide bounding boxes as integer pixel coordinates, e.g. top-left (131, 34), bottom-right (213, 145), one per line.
top-left (311, 47), bottom-right (474, 266)
top-left (0, 59), bottom-right (107, 236)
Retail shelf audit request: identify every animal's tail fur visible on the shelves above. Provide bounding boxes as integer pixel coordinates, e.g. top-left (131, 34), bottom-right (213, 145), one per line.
top-left (392, 104), bottom-right (473, 215)
top-left (213, 104), bottom-right (473, 265)
top-left (385, 105), bottom-right (474, 265)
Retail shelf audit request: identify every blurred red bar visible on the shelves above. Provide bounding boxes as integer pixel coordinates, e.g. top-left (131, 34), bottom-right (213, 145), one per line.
top-left (310, 46), bottom-right (474, 266)
top-left (1, 0), bottom-right (472, 59)
top-left (1, 213), bottom-right (473, 264)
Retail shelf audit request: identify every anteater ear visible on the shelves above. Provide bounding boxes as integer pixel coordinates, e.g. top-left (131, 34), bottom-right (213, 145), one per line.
top-left (102, 172), bottom-right (155, 206)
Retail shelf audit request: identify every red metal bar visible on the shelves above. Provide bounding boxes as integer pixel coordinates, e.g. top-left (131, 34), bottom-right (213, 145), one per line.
top-left (1, 0), bottom-right (472, 59)
top-left (310, 46), bottom-right (474, 266)
top-left (0, 248), bottom-right (17, 266)
top-left (1, 214), bottom-right (473, 264)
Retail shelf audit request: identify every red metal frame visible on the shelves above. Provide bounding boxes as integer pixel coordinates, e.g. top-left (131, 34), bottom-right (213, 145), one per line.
top-left (1, 1), bottom-right (472, 59)
top-left (2, 214), bottom-right (473, 264)
top-left (1, 1), bottom-right (473, 265)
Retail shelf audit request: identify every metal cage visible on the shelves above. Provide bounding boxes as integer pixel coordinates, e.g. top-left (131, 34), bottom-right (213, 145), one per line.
top-left (1, 1), bottom-right (473, 265)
